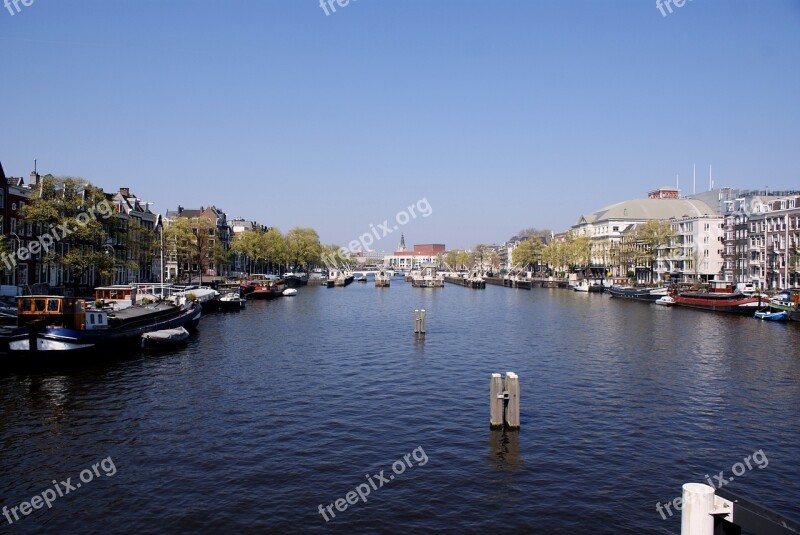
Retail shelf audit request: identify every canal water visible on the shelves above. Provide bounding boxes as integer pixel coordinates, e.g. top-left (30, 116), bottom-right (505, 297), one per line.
top-left (1, 279), bottom-right (799, 534)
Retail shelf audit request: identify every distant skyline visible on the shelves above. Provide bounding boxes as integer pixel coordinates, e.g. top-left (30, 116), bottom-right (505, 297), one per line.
top-left (1, 1), bottom-right (798, 250)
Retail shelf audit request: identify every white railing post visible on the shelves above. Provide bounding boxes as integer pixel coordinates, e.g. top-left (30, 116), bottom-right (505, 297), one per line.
top-left (681, 483), bottom-right (715, 535)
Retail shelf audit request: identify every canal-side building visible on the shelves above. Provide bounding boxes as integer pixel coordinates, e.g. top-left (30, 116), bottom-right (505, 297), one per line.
top-left (745, 194), bottom-right (800, 290)
top-left (108, 187), bottom-right (158, 284)
top-left (0, 164), bottom-right (36, 288)
top-left (572, 187), bottom-right (717, 278)
top-left (690, 188), bottom-right (800, 287)
top-left (164, 205), bottom-right (232, 279)
top-left (654, 214), bottom-right (725, 283)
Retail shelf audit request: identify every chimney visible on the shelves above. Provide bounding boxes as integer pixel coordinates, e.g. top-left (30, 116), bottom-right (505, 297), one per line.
top-left (30, 171), bottom-right (40, 186)
top-left (119, 187), bottom-right (130, 196)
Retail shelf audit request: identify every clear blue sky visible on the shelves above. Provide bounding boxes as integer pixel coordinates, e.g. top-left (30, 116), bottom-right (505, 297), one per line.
top-left (1, 0), bottom-right (798, 250)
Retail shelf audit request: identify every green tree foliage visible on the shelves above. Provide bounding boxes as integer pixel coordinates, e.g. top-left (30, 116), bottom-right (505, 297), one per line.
top-left (20, 176), bottom-right (116, 291)
top-left (164, 217), bottom-right (195, 282)
top-left (632, 220), bottom-right (674, 282)
top-left (286, 227), bottom-right (322, 270)
top-left (263, 227), bottom-right (288, 272)
top-left (513, 238), bottom-right (544, 269)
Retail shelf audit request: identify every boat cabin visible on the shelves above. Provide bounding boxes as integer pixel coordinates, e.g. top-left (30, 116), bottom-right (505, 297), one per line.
top-left (15, 296), bottom-right (107, 330)
top-left (95, 286), bottom-right (138, 309)
top-left (708, 280), bottom-right (734, 294)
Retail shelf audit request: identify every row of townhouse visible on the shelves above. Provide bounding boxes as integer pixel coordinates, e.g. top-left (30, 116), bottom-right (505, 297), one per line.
top-left (0, 166), bottom-right (161, 292)
top-left (701, 188), bottom-right (800, 289)
top-left (0, 161), bottom-right (262, 291)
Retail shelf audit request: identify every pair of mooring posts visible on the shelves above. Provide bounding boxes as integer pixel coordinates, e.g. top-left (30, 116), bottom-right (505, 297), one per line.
top-left (681, 483), bottom-right (800, 535)
top-left (413, 309), bottom-right (426, 336)
top-left (489, 372), bottom-right (520, 430)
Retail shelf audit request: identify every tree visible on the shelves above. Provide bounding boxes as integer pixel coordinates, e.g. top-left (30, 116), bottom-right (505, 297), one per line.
top-left (21, 176), bottom-right (116, 293)
top-left (286, 227), bottom-right (322, 271)
top-left (515, 227), bottom-right (552, 242)
top-left (632, 220), bottom-right (674, 283)
top-left (568, 233), bottom-right (592, 270)
top-left (513, 238), bottom-right (544, 270)
top-left (164, 217), bottom-right (195, 282)
top-left (231, 229), bottom-right (266, 274)
top-left (263, 227), bottom-right (288, 273)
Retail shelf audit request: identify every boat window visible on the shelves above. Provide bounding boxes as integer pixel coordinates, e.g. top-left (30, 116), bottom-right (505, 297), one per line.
top-left (34, 299), bottom-right (46, 312)
top-left (89, 313), bottom-right (96, 325)
top-left (47, 299), bottom-right (60, 312)
top-left (19, 298), bottom-right (31, 312)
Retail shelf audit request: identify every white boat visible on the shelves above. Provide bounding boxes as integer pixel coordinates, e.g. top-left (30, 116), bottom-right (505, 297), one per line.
top-left (141, 326), bottom-right (190, 347)
top-left (655, 296), bottom-right (675, 306)
top-left (219, 291), bottom-right (246, 310)
top-left (573, 281), bottom-right (590, 292)
top-left (282, 288), bottom-right (298, 296)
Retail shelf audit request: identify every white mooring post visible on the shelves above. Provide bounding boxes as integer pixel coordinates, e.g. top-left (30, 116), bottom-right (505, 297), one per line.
top-left (413, 309), bottom-right (420, 334)
top-left (505, 372), bottom-right (520, 430)
top-left (489, 373), bottom-right (504, 429)
top-left (681, 483), bottom-right (715, 535)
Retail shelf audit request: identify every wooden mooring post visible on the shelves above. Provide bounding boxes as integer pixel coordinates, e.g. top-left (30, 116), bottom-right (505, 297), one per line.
top-left (413, 309), bottom-right (426, 335)
top-left (489, 372), bottom-right (520, 430)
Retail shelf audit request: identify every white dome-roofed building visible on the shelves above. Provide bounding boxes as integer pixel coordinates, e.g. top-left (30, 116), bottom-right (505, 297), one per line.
top-left (573, 187), bottom-right (722, 281)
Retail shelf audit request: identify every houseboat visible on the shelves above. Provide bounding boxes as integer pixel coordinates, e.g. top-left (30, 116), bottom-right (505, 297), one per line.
top-left (246, 277), bottom-right (287, 299)
top-left (608, 285), bottom-right (668, 302)
top-left (7, 295), bottom-right (201, 352)
top-left (673, 291), bottom-right (762, 315)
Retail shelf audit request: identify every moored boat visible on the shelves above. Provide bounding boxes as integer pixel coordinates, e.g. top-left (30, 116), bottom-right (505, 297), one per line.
top-left (282, 288), bottom-right (298, 296)
top-left (673, 291), bottom-right (762, 315)
top-left (7, 295), bottom-right (201, 353)
top-left (754, 309), bottom-right (788, 322)
top-left (218, 291), bottom-right (246, 310)
top-left (768, 289), bottom-right (800, 321)
top-left (283, 272), bottom-right (308, 288)
top-left (608, 285), bottom-right (667, 302)
top-left (247, 277), bottom-right (287, 299)
top-left (141, 326), bottom-right (190, 347)
top-left (655, 296), bottom-right (675, 306)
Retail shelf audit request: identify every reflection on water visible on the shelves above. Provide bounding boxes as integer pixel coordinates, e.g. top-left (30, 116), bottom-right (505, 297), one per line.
top-left (488, 429), bottom-right (523, 471)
